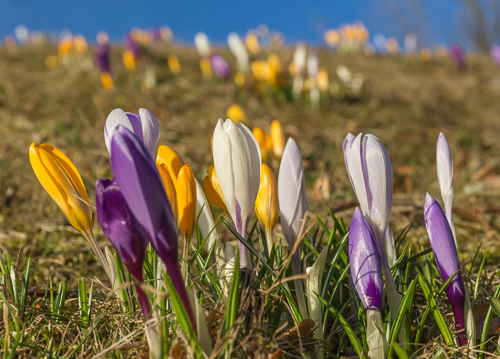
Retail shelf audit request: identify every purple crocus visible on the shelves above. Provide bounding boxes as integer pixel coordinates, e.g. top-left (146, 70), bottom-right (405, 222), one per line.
top-left (449, 44), bottom-right (466, 69)
top-left (125, 32), bottom-right (140, 59)
top-left (490, 44), bottom-right (500, 67)
top-left (210, 54), bottom-right (231, 80)
top-left (95, 178), bottom-right (151, 317)
top-left (95, 42), bottom-right (111, 74)
top-left (349, 208), bottom-right (384, 311)
top-left (424, 193), bottom-right (466, 346)
top-left (110, 125), bottom-right (196, 330)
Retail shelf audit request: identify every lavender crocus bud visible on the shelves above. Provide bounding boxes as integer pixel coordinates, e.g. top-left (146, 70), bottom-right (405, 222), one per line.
top-left (449, 44), bottom-right (466, 69)
top-left (490, 45), bottom-right (500, 67)
top-left (349, 208), bottom-right (384, 311)
top-left (95, 41), bottom-right (111, 74)
top-left (424, 193), bottom-right (467, 346)
top-left (125, 32), bottom-right (140, 59)
top-left (210, 54), bottom-right (231, 80)
top-left (278, 138), bottom-right (308, 318)
top-left (110, 126), bottom-right (196, 331)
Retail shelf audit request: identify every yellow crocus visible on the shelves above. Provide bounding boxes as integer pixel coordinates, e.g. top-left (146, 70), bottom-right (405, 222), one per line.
top-left (29, 143), bottom-right (112, 280)
top-left (203, 164), bottom-right (226, 211)
top-left (123, 50), bottom-right (136, 71)
top-left (200, 58), bottom-right (212, 79)
top-left (270, 120), bottom-right (286, 161)
top-left (255, 164), bottom-right (279, 252)
top-left (234, 72), bottom-right (245, 87)
top-left (252, 127), bottom-right (273, 163)
top-left (29, 143), bottom-right (92, 233)
top-left (100, 72), bottom-right (114, 90)
top-left (317, 68), bottom-right (329, 92)
top-left (156, 145), bottom-right (185, 180)
top-left (168, 55), bottom-right (181, 75)
top-left (250, 60), bottom-right (271, 83)
top-left (226, 104), bottom-right (250, 127)
top-left (73, 35), bottom-right (88, 54)
top-left (245, 33), bottom-right (260, 56)
top-left (156, 163), bottom-right (178, 224)
top-left (267, 54), bottom-right (282, 86)
top-left (176, 164), bottom-right (197, 239)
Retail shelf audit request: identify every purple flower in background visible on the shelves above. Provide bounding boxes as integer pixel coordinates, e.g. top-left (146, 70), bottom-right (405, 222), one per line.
top-left (449, 44), bottom-right (466, 69)
top-left (96, 178), bottom-right (151, 317)
top-left (110, 126), bottom-right (196, 330)
top-left (490, 44), bottom-right (500, 67)
top-left (349, 208), bottom-right (384, 311)
top-left (125, 32), bottom-right (140, 58)
top-left (424, 193), bottom-right (466, 346)
top-left (210, 54), bottom-right (231, 79)
top-left (95, 42), bottom-right (111, 74)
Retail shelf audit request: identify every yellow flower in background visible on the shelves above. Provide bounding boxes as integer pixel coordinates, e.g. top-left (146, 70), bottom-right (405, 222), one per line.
top-left (270, 120), bottom-right (286, 161)
top-left (73, 35), bottom-right (88, 54)
top-left (29, 143), bottom-right (92, 233)
top-left (252, 127), bottom-right (273, 163)
top-left (317, 67), bottom-right (329, 92)
top-left (267, 54), bottom-right (282, 86)
top-left (324, 30), bottom-right (341, 47)
top-left (157, 163), bottom-right (178, 224)
top-left (234, 72), bottom-right (245, 87)
top-left (176, 164), bottom-right (197, 239)
top-left (58, 36), bottom-right (73, 57)
top-left (203, 164), bottom-right (226, 211)
top-left (123, 50), bottom-right (136, 71)
top-left (100, 72), bottom-right (114, 90)
top-left (200, 58), bottom-right (212, 79)
top-left (226, 104), bottom-right (250, 127)
top-left (255, 164), bottom-right (279, 251)
top-left (245, 33), bottom-right (260, 56)
top-left (168, 55), bottom-right (181, 75)
top-left (420, 49), bottom-right (433, 61)
top-left (251, 60), bottom-right (271, 83)
top-left (156, 145), bottom-right (185, 181)
top-left (386, 38), bottom-right (399, 54)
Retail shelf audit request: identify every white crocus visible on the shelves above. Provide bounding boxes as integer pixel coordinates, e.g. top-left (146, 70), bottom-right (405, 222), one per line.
top-left (104, 108), bottom-right (160, 160)
top-left (306, 246), bottom-right (329, 359)
top-left (228, 32), bottom-right (249, 73)
top-left (344, 133), bottom-right (403, 338)
top-left (213, 118), bottom-right (261, 267)
top-left (292, 44), bottom-right (307, 98)
top-left (307, 55), bottom-right (319, 110)
top-left (278, 138), bottom-right (308, 318)
top-left (195, 179), bottom-right (218, 251)
top-left (436, 132), bottom-right (456, 244)
top-left (194, 32), bottom-right (210, 58)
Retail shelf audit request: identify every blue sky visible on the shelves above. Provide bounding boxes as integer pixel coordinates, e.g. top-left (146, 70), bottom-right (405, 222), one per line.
top-left (0, 0), bottom-right (460, 47)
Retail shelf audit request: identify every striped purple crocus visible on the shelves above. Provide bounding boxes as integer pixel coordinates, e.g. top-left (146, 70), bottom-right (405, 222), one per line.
top-left (95, 178), bottom-right (151, 317)
top-left (95, 42), bottom-right (111, 74)
top-left (110, 125), bottom-right (196, 331)
top-left (349, 208), bottom-right (384, 312)
top-left (424, 193), bottom-right (466, 346)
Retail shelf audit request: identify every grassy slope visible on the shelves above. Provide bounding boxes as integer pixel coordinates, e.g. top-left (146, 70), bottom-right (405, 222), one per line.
top-left (1, 43), bottom-right (500, 356)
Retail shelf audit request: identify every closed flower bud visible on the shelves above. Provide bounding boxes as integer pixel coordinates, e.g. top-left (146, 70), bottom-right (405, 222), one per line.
top-left (255, 164), bottom-right (279, 251)
top-left (252, 127), bottom-right (273, 163)
top-left (270, 120), bottom-right (286, 161)
top-left (176, 164), bottom-right (197, 239)
top-left (156, 145), bottom-right (185, 181)
top-left (226, 104), bottom-right (250, 127)
top-left (156, 163), bottom-right (178, 224)
top-left (203, 164), bottom-right (227, 211)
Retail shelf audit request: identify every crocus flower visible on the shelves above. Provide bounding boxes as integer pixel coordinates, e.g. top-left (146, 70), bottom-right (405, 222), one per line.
top-left (110, 126), bottom-right (195, 329)
top-left (125, 32), bottom-right (140, 59)
top-left (292, 44), bottom-right (307, 97)
top-left (104, 108), bottom-right (160, 160)
top-left (168, 55), bottom-right (181, 75)
top-left (344, 133), bottom-right (402, 328)
top-left (270, 120), bottom-right (286, 161)
top-left (226, 104), bottom-right (250, 127)
top-left (449, 44), bottom-right (466, 69)
top-left (245, 32), bottom-right (260, 56)
top-left (194, 32), bottom-right (210, 58)
top-left (156, 145), bottom-right (184, 181)
top-left (227, 32), bottom-right (249, 73)
top-left (156, 163), bottom-right (178, 224)
top-left (307, 55), bottom-right (319, 109)
top-left (349, 208), bottom-right (384, 312)
top-left (95, 35), bottom-right (111, 74)
top-left (255, 164), bottom-right (279, 252)
top-left (176, 164), bottom-right (197, 239)
top-left (490, 44), bottom-right (500, 67)
top-left (194, 179), bottom-right (219, 252)
top-left (203, 164), bottom-right (227, 211)
top-left (213, 119), bottom-right (262, 267)
top-left (210, 54), bottom-right (231, 80)
top-left (29, 143), bottom-right (111, 279)
top-left (252, 127), bottom-right (273, 163)
top-left (424, 193), bottom-right (467, 346)
top-left (95, 179), bottom-right (150, 313)
top-left (278, 138), bottom-right (308, 317)
top-left (436, 133), bottom-right (456, 243)
top-left (199, 58), bottom-right (213, 79)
